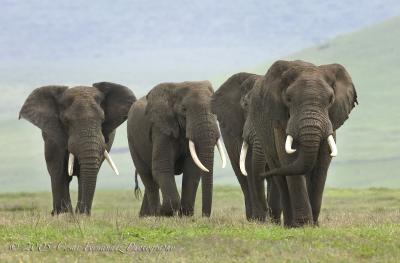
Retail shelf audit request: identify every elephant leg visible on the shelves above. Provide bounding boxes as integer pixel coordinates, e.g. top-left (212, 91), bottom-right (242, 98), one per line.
top-left (248, 143), bottom-right (267, 221)
top-left (44, 138), bottom-right (72, 215)
top-left (272, 176), bottom-right (292, 227)
top-left (180, 157), bottom-right (201, 216)
top-left (224, 137), bottom-right (252, 220)
top-left (231, 161), bottom-right (252, 220)
top-left (157, 173), bottom-right (180, 216)
top-left (286, 175), bottom-right (313, 227)
top-left (138, 171), bottom-right (160, 216)
top-left (50, 174), bottom-right (72, 215)
top-left (152, 134), bottom-right (180, 217)
top-left (266, 177), bottom-right (282, 224)
top-left (76, 175), bottom-right (83, 214)
top-left (139, 187), bottom-right (161, 217)
top-left (139, 192), bottom-right (150, 216)
top-left (309, 141), bottom-right (332, 226)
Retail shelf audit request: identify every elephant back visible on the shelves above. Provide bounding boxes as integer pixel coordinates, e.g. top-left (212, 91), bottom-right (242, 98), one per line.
top-left (212, 73), bottom-right (260, 138)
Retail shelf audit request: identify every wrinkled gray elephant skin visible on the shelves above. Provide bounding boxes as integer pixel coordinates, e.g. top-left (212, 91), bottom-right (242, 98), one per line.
top-left (128, 81), bottom-right (224, 217)
top-left (213, 60), bottom-right (357, 227)
top-left (20, 82), bottom-right (136, 215)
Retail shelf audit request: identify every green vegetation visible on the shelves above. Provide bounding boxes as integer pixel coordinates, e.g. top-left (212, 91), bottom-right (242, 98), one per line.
top-left (1, 187), bottom-right (399, 262)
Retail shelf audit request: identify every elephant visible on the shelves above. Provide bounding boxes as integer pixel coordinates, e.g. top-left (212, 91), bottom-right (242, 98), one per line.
top-left (215, 60), bottom-right (357, 227)
top-left (19, 82), bottom-right (136, 215)
top-left (127, 81), bottom-right (226, 217)
top-left (212, 73), bottom-right (282, 222)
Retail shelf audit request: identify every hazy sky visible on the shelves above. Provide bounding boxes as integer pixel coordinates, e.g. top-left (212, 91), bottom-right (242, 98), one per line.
top-left (1, 0), bottom-right (400, 92)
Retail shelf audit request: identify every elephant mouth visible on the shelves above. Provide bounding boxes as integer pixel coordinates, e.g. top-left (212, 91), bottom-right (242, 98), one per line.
top-left (188, 139), bottom-right (226, 172)
top-left (239, 133), bottom-right (338, 177)
top-left (285, 134), bottom-right (337, 157)
top-left (67, 150), bottom-right (120, 176)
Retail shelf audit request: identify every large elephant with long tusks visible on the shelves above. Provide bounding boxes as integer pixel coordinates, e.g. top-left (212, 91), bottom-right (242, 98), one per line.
top-left (212, 73), bottom-right (281, 222)
top-left (19, 82), bottom-right (136, 215)
top-left (127, 81), bottom-right (226, 217)
top-left (216, 60), bottom-right (357, 227)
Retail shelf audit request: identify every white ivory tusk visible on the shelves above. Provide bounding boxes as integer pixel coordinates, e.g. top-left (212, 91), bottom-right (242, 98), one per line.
top-left (239, 141), bottom-right (249, 176)
top-left (104, 150), bottom-right (120, 175)
top-left (68, 153), bottom-right (75, 176)
top-left (189, 140), bottom-right (209, 172)
top-left (285, 135), bottom-right (296, 154)
top-left (216, 139), bottom-right (227, 169)
top-left (327, 135), bottom-right (338, 157)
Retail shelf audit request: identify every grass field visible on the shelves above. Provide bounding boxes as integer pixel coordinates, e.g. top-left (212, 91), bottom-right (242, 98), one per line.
top-left (1, 186), bottom-right (400, 262)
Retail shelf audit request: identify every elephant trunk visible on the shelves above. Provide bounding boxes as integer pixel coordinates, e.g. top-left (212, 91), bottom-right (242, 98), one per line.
top-left (266, 114), bottom-right (331, 177)
top-left (74, 135), bottom-right (105, 215)
top-left (187, 111), bottom-right (219, 217)
top-left (197, 142), bottom-right (215, 217)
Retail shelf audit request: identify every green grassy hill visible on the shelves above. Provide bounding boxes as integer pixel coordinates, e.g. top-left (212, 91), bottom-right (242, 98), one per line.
top-left (1, 16), bottom-right (400, 192)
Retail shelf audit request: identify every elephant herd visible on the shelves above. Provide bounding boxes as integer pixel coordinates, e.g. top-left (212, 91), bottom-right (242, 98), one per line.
top-left (20, 60), bottom-right (357, 227)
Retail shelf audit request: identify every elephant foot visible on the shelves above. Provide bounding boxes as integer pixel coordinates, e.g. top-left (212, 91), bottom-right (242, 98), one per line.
top-left (139, 209), bottom-right (159, 217)
top-left (51, 203), bottom-right (73, 216)
top-left (75, 205), bottom-right (91, 216)
top-left (285, 218), bottom-right (313, 228)
top-left (51, 209), bottom-right (72, 216)
top-left (269, 216), bottom-right (281, 225)
top-left (249, 214), bottom-right (267, 222)
top-left (179, 207), bottom-right (194, 217)
top-left (160, 201), bottom-right (180, 217)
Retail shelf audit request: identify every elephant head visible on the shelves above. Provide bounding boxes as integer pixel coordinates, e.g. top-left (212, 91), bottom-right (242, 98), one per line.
top-left (249, 60), bottom-right (357, 176)
top-left (19, 82), bottom-right (136, 214)
top-left (145, 81), bottom-right (226, 216)
top-left (211, 72), bottom-right (259, 176)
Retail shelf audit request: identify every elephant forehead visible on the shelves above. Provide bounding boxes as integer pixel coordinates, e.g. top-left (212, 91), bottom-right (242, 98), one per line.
top-left (183, 93), bottom-right (212, 106)
top-left (66, 86), bottom-right (101, 97)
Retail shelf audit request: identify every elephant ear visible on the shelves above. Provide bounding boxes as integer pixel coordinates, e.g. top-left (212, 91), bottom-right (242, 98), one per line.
top-left (93, 82), bottom-right (137, 140)
top-left (320, 64), bottom-right (358, 130)
top-left (145, 84), bottom-right (179, 138)
top-left (253, 60), bottom-right (313, 123)
top-left (211, 72), bottom-right (257, 138)
top-left (19, 86), bottom-right (68, 146)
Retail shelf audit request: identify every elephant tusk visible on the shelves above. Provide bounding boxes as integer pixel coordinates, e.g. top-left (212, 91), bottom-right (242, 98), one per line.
top-left (239, 141), bottom-right (248, 176)
top-left (327, 135), bottom-right (338, 157)
top-left (68, 153), bottom-right (75, 176)
top-left (104, 150), bottom-right (120, 175)
top-left (216, 139), bottom-right (227, 169)
top-left (285, 135), bottom-right (296, 154)
top-left (189, 140), bottom-right (210, 172)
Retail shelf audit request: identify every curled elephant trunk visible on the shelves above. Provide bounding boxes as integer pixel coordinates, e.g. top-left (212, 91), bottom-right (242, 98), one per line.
top-left (266, 125), bottom-right (324, 177)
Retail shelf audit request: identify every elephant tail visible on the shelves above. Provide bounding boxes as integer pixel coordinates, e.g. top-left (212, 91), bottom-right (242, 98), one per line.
top-left (134, 170), bottom-right (142, 200)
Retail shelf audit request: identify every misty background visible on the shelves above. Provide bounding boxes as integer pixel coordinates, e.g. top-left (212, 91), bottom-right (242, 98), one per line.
top-left (1, 0), bottom-right (400, 192)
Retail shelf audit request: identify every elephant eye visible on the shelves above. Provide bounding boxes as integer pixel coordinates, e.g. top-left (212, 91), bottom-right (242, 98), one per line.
top-left (181, 106), bottom-right (187, 112)
top-left (286, 95), bottom-right (292, 104)
top-left (329, 94), bottom-right (335, 105)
